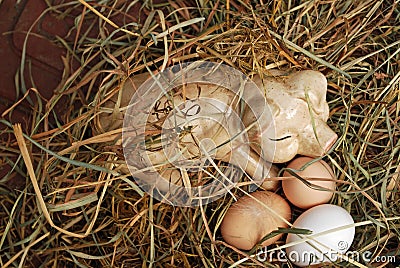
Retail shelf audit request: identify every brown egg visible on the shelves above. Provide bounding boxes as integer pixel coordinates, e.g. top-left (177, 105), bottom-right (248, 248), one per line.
top-left (220, 191), bottom-right (291, 250)
top-left (282, 157), bottom-right (336, 209)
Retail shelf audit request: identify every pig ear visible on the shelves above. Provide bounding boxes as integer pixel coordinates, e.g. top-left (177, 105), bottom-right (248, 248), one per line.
top-left (286, 70), bottom-right (329, 120)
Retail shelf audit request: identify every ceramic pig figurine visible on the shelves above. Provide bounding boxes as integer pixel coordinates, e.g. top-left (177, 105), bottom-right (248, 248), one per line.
top-left (96, 69), bottom-right (337, 192)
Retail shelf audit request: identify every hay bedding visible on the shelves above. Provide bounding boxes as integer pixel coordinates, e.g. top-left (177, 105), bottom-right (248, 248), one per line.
top-left (1, 0), bottom-right (399, 267)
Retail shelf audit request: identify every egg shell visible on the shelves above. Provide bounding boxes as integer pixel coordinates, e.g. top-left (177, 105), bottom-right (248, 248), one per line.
top-left (220, 191), bottom-right (291, 250)
top-left (285, 204), bottom-right (355, 267)
top-left (282, 157), bottom-right (336, 209)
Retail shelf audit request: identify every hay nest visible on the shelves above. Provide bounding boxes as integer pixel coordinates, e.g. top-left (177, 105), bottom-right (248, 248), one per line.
top-left (1, 0), bottom-right (399, 267)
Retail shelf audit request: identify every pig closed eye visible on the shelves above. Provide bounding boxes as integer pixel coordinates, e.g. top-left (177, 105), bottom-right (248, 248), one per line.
top-left (269, 135), bottom-right (292, 141)
top-left (183, 104), bottom-right (201, 116)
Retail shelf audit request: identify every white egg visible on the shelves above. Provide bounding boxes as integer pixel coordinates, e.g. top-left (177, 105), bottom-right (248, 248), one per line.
top-left (285, 204), bottom-right (355, 267)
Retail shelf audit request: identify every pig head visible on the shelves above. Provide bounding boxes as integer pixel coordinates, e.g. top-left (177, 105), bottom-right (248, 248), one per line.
top-left (246, 70), bottom-right (338, 163)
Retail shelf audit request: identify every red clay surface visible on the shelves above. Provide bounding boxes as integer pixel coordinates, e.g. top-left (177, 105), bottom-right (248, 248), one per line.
top-left (1, 0), bottom-right (71, 128)
top-left (0, 0), bottom-right (165, 186)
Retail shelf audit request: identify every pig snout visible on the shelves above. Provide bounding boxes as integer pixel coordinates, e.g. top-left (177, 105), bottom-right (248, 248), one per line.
top-left (297, 118), bottom-right (338, 157)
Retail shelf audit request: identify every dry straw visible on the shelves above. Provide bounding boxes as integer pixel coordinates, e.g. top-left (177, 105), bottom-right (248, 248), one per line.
top-left (1, 0), bottom-right (399, 267)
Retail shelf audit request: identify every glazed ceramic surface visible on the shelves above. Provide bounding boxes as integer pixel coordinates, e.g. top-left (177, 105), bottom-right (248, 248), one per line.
top-left (97, 69), bottom-right (337, 190)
